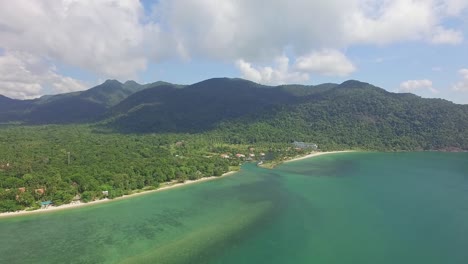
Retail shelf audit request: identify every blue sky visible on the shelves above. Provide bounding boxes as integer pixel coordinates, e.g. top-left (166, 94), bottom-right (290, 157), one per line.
top-left (0, 0), bottom-right (468, 104)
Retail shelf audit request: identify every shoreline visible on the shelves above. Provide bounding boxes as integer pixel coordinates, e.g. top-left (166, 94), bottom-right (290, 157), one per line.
top-left (283, 150), bottom-right (356, 163)
top-left (0, 151), bottom-right (355, 219)
top-left (260, 150), bottom-right (356, 168)
top-left (0, 170), bottom-right (238, 219)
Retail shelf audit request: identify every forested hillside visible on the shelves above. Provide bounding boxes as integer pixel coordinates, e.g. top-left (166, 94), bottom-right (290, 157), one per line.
top-left (104, 79), bottom-right (468, 150)
top-left (0, 80), bottom-right (175, 124)
top-left (210, 80), bottom-right (468, 150)
top-left (107, 78), bottom-right (299, 133)
top-left (2, 78), bottom-right (467, 150)
top-left (0, 126), bottom-right (242, 212)
top-left (1, 78), bottom-right (467, 212)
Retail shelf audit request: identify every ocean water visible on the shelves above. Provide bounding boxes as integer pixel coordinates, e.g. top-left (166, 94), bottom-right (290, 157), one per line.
top-left (1, 152), bottom-right (467, 264)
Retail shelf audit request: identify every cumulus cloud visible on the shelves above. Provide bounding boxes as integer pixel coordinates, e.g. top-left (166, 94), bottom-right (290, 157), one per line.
top-left (2, 0), bottom-right (467, 70)
top-left (345, 0), bottom-right (436, 44)
top-left (236, 56), bottom-right (309, 85)
top-left (2, 1), bottom-right (467, 62)
top-left (0, 52), bottom-right (87, 99)
top-left (151, 0), bottom-right (466, 81)
top-left (0, 0), bottom-right (159, 79)
top-left (442, 0), bottom-right (468, 16)
top-left (236, 49), bottom-right (355, 84)
top-left (295, 50), bottom-right (356, 76)
top-left (431, 26), bottom-right (463, 44)
top-left (399, 79), bottom-right (438, 94)
top-left (1, 0), bottom-right (468, 97)
top-left (452, 69), bottom-right (468, 92)
top-left (154, 0), bottom-right (466, 60)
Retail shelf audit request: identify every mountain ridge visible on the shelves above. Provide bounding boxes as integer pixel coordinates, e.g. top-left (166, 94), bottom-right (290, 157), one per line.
top-left (1, 77), bottom-right (467, 150)
top-left (0, 79), bottom-right (179, 124)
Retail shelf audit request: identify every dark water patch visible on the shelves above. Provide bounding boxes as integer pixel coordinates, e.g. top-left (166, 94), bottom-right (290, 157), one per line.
top-left (279, 156), bottom-right (360, 178)
top-left (120, 166), bottom-right (295, 264)
top-left (119, 201), bottom-right (275, 264)
top-left (2, 152), bottom-right (468, 264)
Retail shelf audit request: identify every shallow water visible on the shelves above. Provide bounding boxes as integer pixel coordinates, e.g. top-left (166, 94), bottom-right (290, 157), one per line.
top-left (1, 152), bottom-right (467, 264)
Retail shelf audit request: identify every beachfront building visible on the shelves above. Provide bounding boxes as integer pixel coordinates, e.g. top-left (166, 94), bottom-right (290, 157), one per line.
top-left (292, 141), bottom-right (318, 150)
top-left (40, 201), bottom-right (52, 209)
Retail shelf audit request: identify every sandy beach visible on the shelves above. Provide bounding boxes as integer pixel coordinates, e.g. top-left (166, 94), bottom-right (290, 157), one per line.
top-left (0, 170), bottom-right (238, 219)
top-left (258, 150), bottom-right (355, 169)
top-left (283, 150), bottom-right (355, 163)
top-left (0, 151), bottom-right (354, 218)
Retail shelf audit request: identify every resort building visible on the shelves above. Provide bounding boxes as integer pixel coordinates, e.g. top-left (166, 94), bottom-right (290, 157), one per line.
top-left (292, 141), bottom-right (318, 150)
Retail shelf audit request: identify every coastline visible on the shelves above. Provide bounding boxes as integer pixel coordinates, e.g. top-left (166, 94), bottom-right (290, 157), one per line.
top-left (260, 150), bottom-right (355, 168)
top-left (283, 150), bottom-right (356, 163)
top-left (0, 151), bottom-right (355, 219)
top-left (0, 170), bottom-right (238, 219)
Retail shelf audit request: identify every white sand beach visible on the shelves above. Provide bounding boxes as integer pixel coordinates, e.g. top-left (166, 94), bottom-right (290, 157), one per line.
top-left (0, 170), bottom-right (238, 219)
top-left (283, 150), bottom-right (356, 164)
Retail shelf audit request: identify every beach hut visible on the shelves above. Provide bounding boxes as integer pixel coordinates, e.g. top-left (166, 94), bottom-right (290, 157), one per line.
top-left (40, 201), bottom-right (53, 209)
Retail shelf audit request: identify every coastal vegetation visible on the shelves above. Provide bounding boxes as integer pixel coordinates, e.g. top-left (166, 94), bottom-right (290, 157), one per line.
top-left (0, 125), bottom-right (300, 212)
top-left (1, 78), bottom-right (467, 212)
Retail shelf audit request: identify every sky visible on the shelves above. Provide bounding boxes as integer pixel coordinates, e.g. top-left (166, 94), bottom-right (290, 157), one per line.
top-left (0, 0), bottom-right (468, 104)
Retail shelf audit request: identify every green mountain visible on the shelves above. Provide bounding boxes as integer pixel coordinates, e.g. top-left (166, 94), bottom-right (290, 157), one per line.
top-left (0, 80), bottom-right (173, 124)
top-left (212, 80), bottom-right (468, 150)
top-left (1, 78), bottom-right (467, 150)
top-left (107, 78), bottom-right (299, 133)
top-left (1, 78), bottom-right (468, 212)
top-left (106, 79), bottom-right (468, 150)
top-left (76, 80), bottom-right (159, 107)
top-left (0, 95), bottom-right (36, 122)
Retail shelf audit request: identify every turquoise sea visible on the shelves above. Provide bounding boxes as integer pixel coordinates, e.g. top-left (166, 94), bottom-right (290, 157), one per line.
top-left (1, 152), bottom-right (467, 263)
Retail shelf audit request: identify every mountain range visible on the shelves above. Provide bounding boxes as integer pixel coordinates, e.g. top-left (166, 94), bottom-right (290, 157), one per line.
top-left (1, 78), bottom-right (467, 150)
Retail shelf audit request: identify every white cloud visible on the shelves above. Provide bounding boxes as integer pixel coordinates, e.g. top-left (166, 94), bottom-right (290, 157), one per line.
top-left (442, 0), bottom-right (468, 16)
top-left (51, 77), bottom-right (88, 94)
top-left (345, 0), bottom-right (437, 44)
top-left (236, 60), bottom-right (262, 83)
top-left (452, 69), bottom-right (468, 92)
top-left (151, 0), bottom-right (464, 81)
top-left (0, 52), bottom-right (87, 99)
top-left (0, 0), bottom-right (160, 79)
top-left (431, 26), bottom-right (463, 44)
top-left (0, 0), bottom-right (467, 92)
top-left (399, 79), bottom-right (438, 94)
top-left (295, 49), bottom-right (356, 76)
top-left (154, 0), bottom-right (466, 61)
top-left (236, 49), bottom-right (355, 84)
top-left (236, 56), bottom-right (309, 85)
top-left (2, 0), bottom-right (466, 66)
